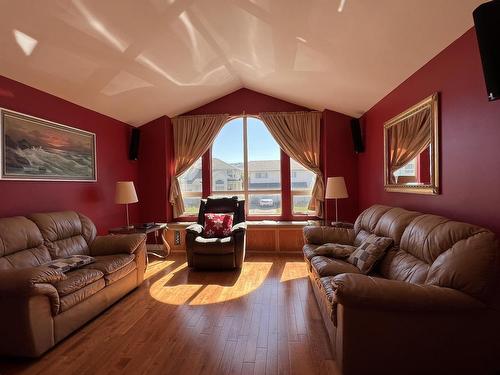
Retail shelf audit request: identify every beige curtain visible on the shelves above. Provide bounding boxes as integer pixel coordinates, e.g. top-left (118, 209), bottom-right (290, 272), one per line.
top-left (389, 109), bottom-right (431, 183)
top-left (169, 114), bottom-right (229, 217)
top-left (259, 111), bottom-right (324, 217)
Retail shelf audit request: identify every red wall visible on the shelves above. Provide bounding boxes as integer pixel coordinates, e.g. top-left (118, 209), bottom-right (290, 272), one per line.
top-left (138, 115), bottom-right (174, 223)
top-left (323, 110), bottom-right (358, 223)
top-left (0, 75), bottom-right (139, 234)
top-left (358, 28), bottom-right (500, 235)
top-left (185, 88), bottom-right (309, 115)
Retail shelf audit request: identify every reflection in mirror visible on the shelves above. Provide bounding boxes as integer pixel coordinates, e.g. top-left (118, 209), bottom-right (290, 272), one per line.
top-left (384, 93), bottom-right (439, 194)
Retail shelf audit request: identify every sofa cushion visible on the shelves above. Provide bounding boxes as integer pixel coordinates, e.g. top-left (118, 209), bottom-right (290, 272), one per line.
top-left (84, 254), bottom-right (135, 275)
top-left (373, 207), bottom-right (420, 246)
top-left (104, 261), bottom-right (136, 285)
top-left (28, 211), bottom-right (96, 258)
top-left (348, 234), bottom-right (393, 274)
top-left (59, 278), bottom-right (105, 312)
top-left (311, 256), bottom-right (361, 278)
top-left (44, 255), bottom-right (95, 273)
top-left (314, 243), bottom-right (357, 259)
top-left (53, 269), bottom-right (104, 296)
top-left (0, 216), bottom-right (51, 270)
top-left (353, 205), bottom-right (393, 246)
top-left (192, 236), bottom-right (234, 255)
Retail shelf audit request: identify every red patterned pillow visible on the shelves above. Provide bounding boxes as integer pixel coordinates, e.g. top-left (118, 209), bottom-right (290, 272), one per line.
top-left (204, 213), bottom-right (234, 238)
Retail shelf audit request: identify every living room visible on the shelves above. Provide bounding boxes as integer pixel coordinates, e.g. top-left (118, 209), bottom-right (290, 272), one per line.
top-left (0, 1), bottom-right (499, 374)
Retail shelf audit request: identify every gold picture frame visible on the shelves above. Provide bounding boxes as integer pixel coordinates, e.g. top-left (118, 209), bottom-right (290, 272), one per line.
top-left (383, 93), bottom-right (439, 194)
top-left (1, 108), bottom-right (97, 181)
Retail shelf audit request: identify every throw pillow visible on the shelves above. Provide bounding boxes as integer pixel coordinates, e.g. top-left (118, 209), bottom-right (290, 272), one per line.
top-left (314, 243), bottom-right (357, 259)
top-left (44, 255), bottom-right (95, 273)
top-left (204, 213), bottom-right (234, 238)
top-left (347, 234), bottom-right (393, 274)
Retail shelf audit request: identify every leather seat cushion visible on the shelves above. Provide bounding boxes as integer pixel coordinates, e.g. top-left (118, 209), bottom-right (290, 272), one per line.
top-left (311, 256), bottom-right (361, 278)
top-left (54, 268), bottom-right (104, 296)
top-left (84, 254), bottom-right (135, 275)
top-left (193, 236), bottom-right (234, 255)
top-left (60, 278), bottom-right (105, 312)
top-left (104, 261), bottom-right (136, 285)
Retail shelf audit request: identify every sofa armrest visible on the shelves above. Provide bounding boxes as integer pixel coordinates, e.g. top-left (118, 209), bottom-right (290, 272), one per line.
top-left (303, 225), bottom-right (355, 246)
top-left (90, 234), bottom-right (146, 256)
top-left (330, 221), bottom-right (354, 229)
top-left (231, 222), bottom-right (247, 233)
top-left (332, 273), bottom-right (485, 312)
top-left (0, 267), bottom-right (65, 296)
top-left (186, 223), bottom-right (204, 235)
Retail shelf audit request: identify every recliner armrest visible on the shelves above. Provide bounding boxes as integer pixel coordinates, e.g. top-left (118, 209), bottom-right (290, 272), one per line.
top-left (332, 273), bottom-right (485, 312)
top-left (231, 222), bottom-right (247, 233)
top-left (186, 223), bottom-right (204, 235)
top-left (303, 225), bottom-right (355, 246)
top-left (90, 234), bottom-right (146, 256)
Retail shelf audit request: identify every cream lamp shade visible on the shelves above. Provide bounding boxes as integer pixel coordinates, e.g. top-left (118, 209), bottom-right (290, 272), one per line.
top-left (325, 177), bottom-right (348, 223)
top-left (115, 181), bottom-right (138, 204)
top-left (115, 181), bottom-right (138, 228)
top-left (325, 177), bottom-right (348, 199)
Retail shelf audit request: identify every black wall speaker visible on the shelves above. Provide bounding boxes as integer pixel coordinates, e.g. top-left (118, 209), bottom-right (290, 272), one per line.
top-left (350, 118), bottom-right (364, 153)
top-left (129, 128), bottom-right (140, 160)
top-left (473, 0), bottom-right (500, 101)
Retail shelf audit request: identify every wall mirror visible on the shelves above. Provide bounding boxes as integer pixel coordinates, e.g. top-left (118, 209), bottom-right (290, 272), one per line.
top-left (384, 93), bottom-right (439, 194)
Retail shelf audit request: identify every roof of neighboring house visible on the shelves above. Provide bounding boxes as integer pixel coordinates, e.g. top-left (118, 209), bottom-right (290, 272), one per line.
top-left (186, 158), bottom-right (312, 173)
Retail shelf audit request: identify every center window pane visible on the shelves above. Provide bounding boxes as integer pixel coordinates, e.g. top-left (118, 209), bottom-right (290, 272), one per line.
top-left (211, 117), bottom-right (244, 192)
top-left (247, 117), bottom-right (281, 191)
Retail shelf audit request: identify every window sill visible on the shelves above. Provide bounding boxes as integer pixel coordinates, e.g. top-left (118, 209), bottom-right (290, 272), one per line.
top-left (168, 219), bottom-right (321, 229)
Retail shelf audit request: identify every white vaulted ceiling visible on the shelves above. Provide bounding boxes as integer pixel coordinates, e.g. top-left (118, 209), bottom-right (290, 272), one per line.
top-left (0, 0), bottom-right (484, 126)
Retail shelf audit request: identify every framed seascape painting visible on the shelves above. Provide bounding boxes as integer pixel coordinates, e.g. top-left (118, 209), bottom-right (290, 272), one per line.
top-left (0, 109), bottom-right (96, 181)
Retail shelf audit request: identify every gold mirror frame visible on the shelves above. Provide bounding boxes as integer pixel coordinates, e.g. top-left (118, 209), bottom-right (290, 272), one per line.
top-left (383, 93), bottom-right (439, 195)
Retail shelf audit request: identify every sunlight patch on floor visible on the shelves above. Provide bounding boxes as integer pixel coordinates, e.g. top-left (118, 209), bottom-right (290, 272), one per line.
top-left (280, 261), bottom-right (308, 282)
top-left (149, 261), bottom-right (272, 305)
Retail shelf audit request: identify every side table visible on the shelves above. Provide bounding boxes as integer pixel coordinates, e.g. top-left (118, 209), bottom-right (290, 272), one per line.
top-left (108, 223), bottom-right (170, 258)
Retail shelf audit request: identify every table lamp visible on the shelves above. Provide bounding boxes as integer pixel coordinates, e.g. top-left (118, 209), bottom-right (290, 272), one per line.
top-left (325, 177), bottom-right (348, 223)
top-left (115, 181), bottom-right (138, 229)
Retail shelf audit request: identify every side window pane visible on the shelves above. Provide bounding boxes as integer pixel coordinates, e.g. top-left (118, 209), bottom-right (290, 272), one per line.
top-left (291, 158), bottom-right (315, 191)
top-left (291, 158), bottom-right (315, 214)
top-left (212, 118), bottom-right (244, 192)
top-left (179, 158), bottom-right (202, 193)
top-left (178, 158), bottom-right (202, 216)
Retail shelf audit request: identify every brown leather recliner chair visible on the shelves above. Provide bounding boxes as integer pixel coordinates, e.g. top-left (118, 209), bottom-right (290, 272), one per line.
top-left (186, 197), bottom-right (246, 269)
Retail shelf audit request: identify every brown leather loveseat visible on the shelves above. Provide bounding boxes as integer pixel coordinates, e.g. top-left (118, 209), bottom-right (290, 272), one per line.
top-left (303, 205), bottom-right (500, 375)
top-left (0, 211), bottom-right (147, 357)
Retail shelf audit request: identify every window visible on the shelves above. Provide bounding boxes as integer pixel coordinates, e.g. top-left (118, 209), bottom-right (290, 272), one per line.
top-left (212, 116), bottom-right (281, 216)
top-left (291, 158), bottom-right (315, 214)
top-left (177, 115), bottom-right (319, 219)
top-left (178, 157), bottom-right (202, 215)
top-left (393, 158), bottom-right (417, 183)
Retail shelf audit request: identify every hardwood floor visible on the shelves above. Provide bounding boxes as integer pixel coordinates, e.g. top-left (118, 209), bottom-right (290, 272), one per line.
top-left (0, 254), bottom-right (337, 375)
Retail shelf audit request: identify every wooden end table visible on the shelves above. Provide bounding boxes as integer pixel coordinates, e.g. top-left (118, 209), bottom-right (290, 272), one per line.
top-left (108, 223), bottom-right (170, 258)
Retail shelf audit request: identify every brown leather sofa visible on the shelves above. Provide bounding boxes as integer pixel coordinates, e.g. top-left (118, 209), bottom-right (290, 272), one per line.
top-left (0, 211), bottom-right (147, 358)
top-left (186, 197), bottom-right (246, 269)
top-left (303, 205), bottom-right (500, 375)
